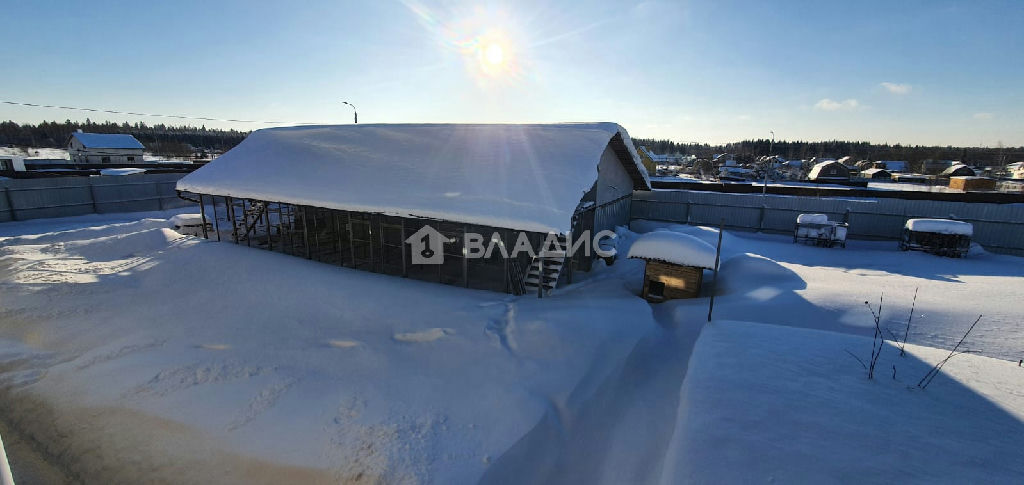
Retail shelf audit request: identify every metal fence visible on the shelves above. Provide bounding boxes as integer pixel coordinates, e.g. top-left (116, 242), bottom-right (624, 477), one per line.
top-left (632, 190), bottom-right (1024, 255)
top-left (0, 173), bottom-right (189, 222)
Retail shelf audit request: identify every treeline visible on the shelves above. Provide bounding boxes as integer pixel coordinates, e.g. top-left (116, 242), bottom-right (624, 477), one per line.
top-left (0, 120), bottom-right (250, 157)
top-left (634, 137), bottom-right (1022, 166)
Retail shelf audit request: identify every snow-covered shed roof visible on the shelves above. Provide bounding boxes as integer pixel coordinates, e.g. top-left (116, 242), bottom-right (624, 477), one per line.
top-left (627, 231), bottom-right (717, 269)
top-left (177, 123), bottom-right (650, 234)
top-left (939, 163), bottom-right (975, 177)
top-left (69, 132), bottom-right (145, 149)
top-left (808, 160), bottom-right (849, 179)
top-left (860, 168), bottom-right (890, 177)
top-left (904, 219), bottom-right (973, 236)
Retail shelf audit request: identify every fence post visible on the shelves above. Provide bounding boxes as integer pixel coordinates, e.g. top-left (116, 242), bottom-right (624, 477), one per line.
top-left (156, 181), bottom-right (165, 211)
top-left (88, 178), bottom-right (99, 214)
top-left (3, 186), bottom-right (15, 222)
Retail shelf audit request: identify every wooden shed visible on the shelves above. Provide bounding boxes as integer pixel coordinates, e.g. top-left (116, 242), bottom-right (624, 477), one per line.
top-left (808, 160), bottom-right (851, 182)
top-left (938, 164), bottom-right (975, 178)
top-left (949, 176), bottom-right (996, 192)
top-left (627, 231), bottom-right (717, 302)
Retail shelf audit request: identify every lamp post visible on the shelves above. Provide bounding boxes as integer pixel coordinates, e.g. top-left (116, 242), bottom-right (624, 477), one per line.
top-left (341, 101), bottom-right (358, 124)
top-left (763, 130), bottom-right (774, 195)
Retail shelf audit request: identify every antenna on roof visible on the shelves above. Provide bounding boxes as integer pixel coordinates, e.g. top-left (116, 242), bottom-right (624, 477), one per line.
top-left (341, 101), bottom-right (358, 124)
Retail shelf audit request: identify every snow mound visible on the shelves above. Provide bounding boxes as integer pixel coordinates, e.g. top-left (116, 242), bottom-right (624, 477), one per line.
top-left (905, 218), bottom-right (973, 236)
top-left (627, 231), bottom-right (717, 269)
top-left (393, 328), bottom-right (454, 343)
top-left (796, 213), bottom-right (829, 224)
top-left (168, 214), bottom-right (206, 227)
top-left (99, 168), bottom-right (146, 176)
top-left (663, 320), bottom-right (1024, 482)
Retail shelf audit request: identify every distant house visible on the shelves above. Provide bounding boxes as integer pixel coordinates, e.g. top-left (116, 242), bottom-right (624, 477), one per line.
top-left (0, 155), bottom-right (26, 173)
top-left (875, 160), bottom-right (908, 172)
top-left (859, 168), bottom-right (892, 180)
top-left (938, 163), bottom-right (975, 178)
top-left (854, 160), bottom-right (873, 171)
top-left (922, 159), bottom-right (956, 175)
top-left (1008, 162), bottom-right (1024, 180)
top-left (713, 153), bottom-right (738, 167)
top-left (780, 160), bottom-right (804, 179)
top-left (67, 132), bottom-right (145, 164)
top-left (176, 123), bottom-right (651, 296)
top-left (808, 160), bottom-right (850, 182)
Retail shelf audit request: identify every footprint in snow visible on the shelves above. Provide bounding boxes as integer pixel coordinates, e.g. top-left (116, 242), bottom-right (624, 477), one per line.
top-left (327, 339), bottom-right (362, 349)
top-left (393, 328), bottom-right (455, 343)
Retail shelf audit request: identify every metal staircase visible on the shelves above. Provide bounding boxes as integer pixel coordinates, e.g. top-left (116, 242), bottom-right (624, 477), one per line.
top-left (232, 201), bottom-right (267, 242)
top-left (523, 233), bottom-right (568, 297)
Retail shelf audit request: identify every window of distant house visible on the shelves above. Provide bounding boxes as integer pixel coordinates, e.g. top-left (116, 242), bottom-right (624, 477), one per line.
top-left (102, 156), bottom-right (111, 163)
top-left (0, 160), bottom-right (11, 171)
top-left (127, 156), bottom-right (135, 162)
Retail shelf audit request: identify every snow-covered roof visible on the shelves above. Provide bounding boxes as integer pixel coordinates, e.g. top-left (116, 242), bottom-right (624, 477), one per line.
top-left (860, 168), bottom-right (890, 176)
top-left (905, 219), bottom-right (973, 236)
top-left (177, 123), bottom-right (650, 234)
top-left (70, 132), bottom-right (145, 149)
top-left (808, 160), bottom-right (849, 179)
top-left (939, 163), bottom-right (975, 177)
top-left (627, 231), bottom-right (717, 269)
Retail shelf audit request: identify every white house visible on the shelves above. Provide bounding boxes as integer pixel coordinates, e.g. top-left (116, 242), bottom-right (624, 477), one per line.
top-left (0, 155), bottom-right (26, 172)
top-left (1007, 162), bottom-right (1024, 180)
top-left (67, 132), bottom-right (145, 164)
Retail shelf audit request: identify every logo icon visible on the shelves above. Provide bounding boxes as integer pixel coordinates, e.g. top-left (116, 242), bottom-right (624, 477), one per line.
top-left (406, 225), bottom-right (447, 264)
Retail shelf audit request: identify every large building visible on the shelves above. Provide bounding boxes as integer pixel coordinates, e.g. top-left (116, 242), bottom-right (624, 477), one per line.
top-left (176, 123), bottom-right (651, 296)
top-left (67, 132), bottom-right (145, 164)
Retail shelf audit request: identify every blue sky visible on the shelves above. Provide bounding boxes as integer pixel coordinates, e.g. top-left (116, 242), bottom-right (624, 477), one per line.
top-left (1, 0), bottom-right (1021, 146)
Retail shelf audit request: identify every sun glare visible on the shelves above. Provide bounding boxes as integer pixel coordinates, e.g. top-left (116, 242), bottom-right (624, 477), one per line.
top-left (484, 43), bottom-right (504, 66)
top-left (402, 1), bottom-right (526, 84)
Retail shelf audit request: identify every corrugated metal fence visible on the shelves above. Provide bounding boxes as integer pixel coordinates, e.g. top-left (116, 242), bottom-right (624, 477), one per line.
top-left (632, 190), bottom-right (1024, 255)
top-left (0, 173), bottom-right (189, 222)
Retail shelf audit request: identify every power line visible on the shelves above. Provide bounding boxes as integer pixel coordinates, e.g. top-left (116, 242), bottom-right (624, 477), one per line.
top-left (1, 99), bottom-right (322, 125)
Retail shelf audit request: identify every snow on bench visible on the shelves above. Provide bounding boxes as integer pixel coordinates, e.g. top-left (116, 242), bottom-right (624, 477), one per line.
top-left (904, 218), bottom-right (973, 236)
top-left (169, 214), bottom-right (207, 227)
top-left (627, 231), bottom-right (717, 269)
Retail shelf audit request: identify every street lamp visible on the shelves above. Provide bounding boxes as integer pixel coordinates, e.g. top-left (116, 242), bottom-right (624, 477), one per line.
top-left (341, 101), bottom-right (358, 124)
top-left (763, 130), bottom-right (774, 195)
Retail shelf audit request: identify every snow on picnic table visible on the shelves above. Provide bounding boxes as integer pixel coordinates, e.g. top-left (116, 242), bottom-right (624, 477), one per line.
top-left (904, 218), bottom-right (974, 236)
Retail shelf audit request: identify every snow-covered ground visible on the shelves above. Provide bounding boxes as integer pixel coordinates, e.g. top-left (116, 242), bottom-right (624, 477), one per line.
top-left (1, 211), bottom-right (1022, 483)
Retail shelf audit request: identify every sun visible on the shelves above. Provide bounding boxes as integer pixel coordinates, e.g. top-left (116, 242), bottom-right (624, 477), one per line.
top-left (483, 43), bottom-right (504, 66)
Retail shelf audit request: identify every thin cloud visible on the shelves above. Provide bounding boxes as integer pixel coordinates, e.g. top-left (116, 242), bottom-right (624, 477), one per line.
top-left (973, 112), bottom-right (994, 120)
top-left (880, 82), bottom-right (912, 94)
top-left (815, 98), bottom-right (860, 111)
